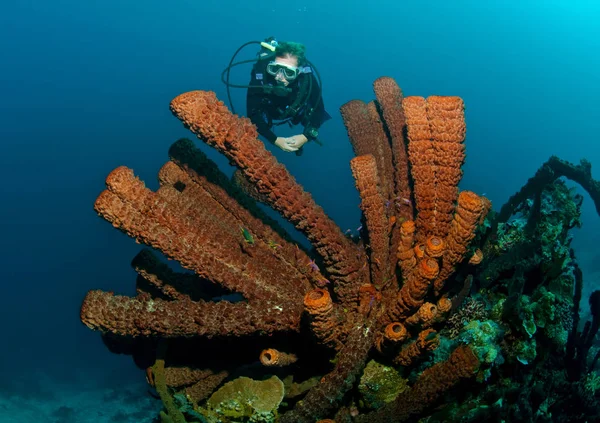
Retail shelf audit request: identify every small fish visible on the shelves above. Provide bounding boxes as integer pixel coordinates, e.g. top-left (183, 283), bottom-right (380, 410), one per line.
top-left (395, 196), bottom-right (411, 206)
top-left (308, 259), bottom-right (320, 272)
top-left (267, 240), bottom-right (281, 250)
top-left (356, 225), bottom-right (363, 232)
top-left (316, 276), bottom-right (330, 286)
top-left (368, 292), bottom-right (377, 309)
top-left (240, 226), bottom-right (254, 244)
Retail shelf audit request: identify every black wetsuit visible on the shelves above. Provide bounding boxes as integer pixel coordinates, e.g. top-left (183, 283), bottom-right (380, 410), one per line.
top-left (246, 59), bottom-right (329, 146)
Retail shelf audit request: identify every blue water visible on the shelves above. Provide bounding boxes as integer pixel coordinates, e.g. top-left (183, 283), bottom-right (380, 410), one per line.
top-left (1, 0), bottom-right (599, 421)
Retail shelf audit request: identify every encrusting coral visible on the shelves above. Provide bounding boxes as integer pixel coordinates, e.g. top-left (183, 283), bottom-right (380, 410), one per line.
top-left (80, 75), bottom-right (600, 422)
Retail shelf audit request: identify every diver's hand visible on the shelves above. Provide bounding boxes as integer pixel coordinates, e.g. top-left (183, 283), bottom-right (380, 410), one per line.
top-left (286, 134), bottom-right (309, 149)
top-left (274, 137), bottom-right (299, 152)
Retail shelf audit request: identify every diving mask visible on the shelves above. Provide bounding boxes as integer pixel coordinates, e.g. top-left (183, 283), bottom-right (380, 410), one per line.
top-left (266, 61), bottom-right (301, 81)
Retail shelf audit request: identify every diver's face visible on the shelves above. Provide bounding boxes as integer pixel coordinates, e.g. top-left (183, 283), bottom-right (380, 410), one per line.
top-left (274, 55), bottom-right (299, 86)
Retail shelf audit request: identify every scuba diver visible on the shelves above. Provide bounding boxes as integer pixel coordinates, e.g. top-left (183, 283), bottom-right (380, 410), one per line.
top-left (222, 37), bottom-right (330, 155)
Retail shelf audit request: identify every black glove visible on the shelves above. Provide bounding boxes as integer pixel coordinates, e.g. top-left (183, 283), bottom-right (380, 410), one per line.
top-left (303, 126), bottom-right (319, 141)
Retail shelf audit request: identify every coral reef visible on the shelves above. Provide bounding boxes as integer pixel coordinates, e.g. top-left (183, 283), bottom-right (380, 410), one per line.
top-left (81, 76), bottom-right (600, 422)
top-left (358, 360), bottom-right (408, 409)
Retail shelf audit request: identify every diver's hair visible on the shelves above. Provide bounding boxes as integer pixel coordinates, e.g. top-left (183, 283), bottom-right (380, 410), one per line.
top-left (275, 41), bottom-right (307, 66)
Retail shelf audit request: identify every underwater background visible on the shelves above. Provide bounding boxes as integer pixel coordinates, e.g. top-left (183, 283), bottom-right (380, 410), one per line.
top-left (1, 0), bottom-right (599, 421)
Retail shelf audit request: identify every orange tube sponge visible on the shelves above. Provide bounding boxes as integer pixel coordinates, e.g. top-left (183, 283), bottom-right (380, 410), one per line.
top-left (81, 290), bottom-right (302, 337)
top-left (231, 169), bottom-right (269, 204)
top-left (82, 155), bottom-right (316, 338)
top-left (350, 155), bottom-right (390, 287)
top-left (373, 77), bottom-right (413, 222)
top-left (397, 220), bottom-right (417, 275)
top-left (413, 243), bottom-right (426, 259)
top-left (367, 101), bottom-right (396, 203)
top-left (170, 91), bottom-right (366, 306)
top-left (427, 96), bottom-right (466, 239)
top-left (375, 321), bottom-right (409, 352)
top-left (166, 139), bottom-right (312, 280)
top-left (437, 296), bottom-right (452, 314)
top-left (304, 288), bottom-right (334, 315)
top-left (340, 100), bottom-right (395, 204)
top-left (389, 258), bottom-right (439, 320)
top-left (434, 191), bottom-right (488, 295)
top-left (394, 329), bottom-right (439, 366)
top-left (419, 257), bottom-right (440, 280)
top-left (433, 296), bottom-right (453, 324)
top-left (425, 235), bottom-right (445, 258)
top-left (405, 302), bottom-right (438, 327)
top-left (384, 322), bottom-right (409, 342)
top-left (156, 161), bottom-right (310, 297)
top-left (372, 78), bottom-right (413, 281)
top-left (403, 96), bottom-right (436, 242)
top-left (402, 96), bottom-right (466, 243)
top-left (260, 349), bottom-right (298, 367)
top-left (304, 289), bottom-right (343, 350)
top-left (94, 167), bottom-right (282, 302)
top-left (340, 100), bottom-right (377, 158)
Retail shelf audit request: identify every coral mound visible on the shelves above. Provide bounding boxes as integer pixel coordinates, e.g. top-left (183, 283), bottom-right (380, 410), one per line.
top-left (82, 77), bottom-right (600, 422)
